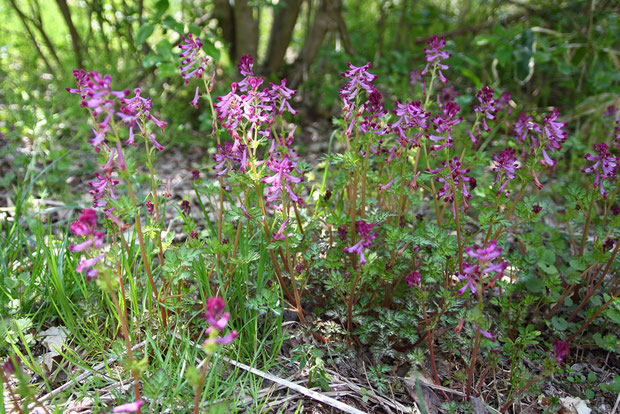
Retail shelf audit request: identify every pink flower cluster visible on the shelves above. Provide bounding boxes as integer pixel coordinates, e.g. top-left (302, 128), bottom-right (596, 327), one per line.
top-left (204, 297), bottom-right (237, 348)
top-left (457, 240), bottom-right (509, 296)
top-left (69, 209), bottom-right (105, 281)
top-left (344, 221), bottom-right (378, 265)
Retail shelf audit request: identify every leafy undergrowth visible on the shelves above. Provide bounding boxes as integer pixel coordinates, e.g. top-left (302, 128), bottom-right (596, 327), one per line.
top-left (2, 32), bottom-right (619, 414)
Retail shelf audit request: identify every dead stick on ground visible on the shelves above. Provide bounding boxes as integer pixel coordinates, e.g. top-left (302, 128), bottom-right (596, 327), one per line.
top-left (38, 337), bottom-right (153, 403)
top-left (180, 334), bottom-right (367, 414)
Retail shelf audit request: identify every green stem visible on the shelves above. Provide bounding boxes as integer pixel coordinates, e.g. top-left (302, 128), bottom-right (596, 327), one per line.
top-left (193, 354), bottom-right (211, 414)
top-left (579, 194), bottom-right (595, 256)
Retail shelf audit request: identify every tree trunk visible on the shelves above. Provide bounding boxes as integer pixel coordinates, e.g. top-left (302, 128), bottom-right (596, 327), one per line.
top-left (263, 0), bottom-right (303, 76)
top-left (393, 0), bottom-right (410, 51)
top-left (7, 0), bottom-right (55, 73)
top-left (233, 0), bottom-right (259, 62)
top-left (374, 1), bottom-right (387, 61)
top-left (28, 0), bottom-right (63, 68)
top-left (89, 1), bottom-right (112, 62)
top-left (213, 0), bottom-right (236, 61)
top-left (287, 0), bottom-right (341, 87)
top-left (55, 0), bottom-right (84, 68)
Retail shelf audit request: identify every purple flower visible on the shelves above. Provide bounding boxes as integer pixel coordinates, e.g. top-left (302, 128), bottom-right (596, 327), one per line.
top-left (514, 113), bottom-right (541, 153)
top-left (192, 170), bottom-right (200, 180)
top-left (532, 203), bottom-right (543, 214)
top-left (215, 83), bottom-right (243, 131)
top-left (340, 62), bottom-right (378, 136)
top-left (478, 327), bottom-right (497, 342)
top-left (426, 157), bottom-right (475, 215)
top-left (457, 262), bottom-right (480, 295)
top-left (492, 148), bottom-right (520, 196)
top-left (271, 218), bottom-right (293, 241)
top-left (344, 221), bottom-right (378, 265)
top-left (179, 33), bottom-right (208, 83)
top-left (146, 200), bottom-right (154, 215)
top-left (337, 225), bottom-right (348, 243)
top-left (378, 178), bottom-right (395, 194)
top-left (67, 71), bottom-right (129, 151)
top-left (428, 101), bottom-right (462, 153)
top-left (581, 142), bottom-right (618, 198)
top-left (262, 154), bottom-right (304, 208)
top-left (204, 297), bottom-right (238, 349)
top-left (69, 209), bottom-right (105, 281)
top-left (496, 91), bottom-right (512, 115)
top-left (409, 70), bottom-right (426, 90)
top-left (113, 399), bottom-right (144, 413)
top-left (406, 271), bottom-right (421, 287)
top-left (180, 200), bottom-right (191, 217)
top-left (190, 86), bottom-right (200, 108)
top-left (213, 141), bottom-right (246, 176)
top-left (2, 356), bottom-right (20, 374)
top-left (70, 209), bottom-right (98, 236)
top-left (466, 240), bottom-right (502, 263)
top-left (238, 54), bottom-right (254, 77)
top-left (76, 254), bottom-right (105, 280)
top-left (117, 88), bottom-right (167, 148)
top-left (340, 62), bottom-right (378, 102)
top-left (267, 79), bottom-right (297, 116)
top-left (458, 241), bottom-right (510, 295)
top-left (540, 109), bottom-right (567, 167)
top-left (66, 69), bottom-right (90, 99)
top-left (360, 90), bottom-right (388, 136)
top-left (603, 238), bottom-right (615, 251)
top-left (421, 36), bottom-right (450, 84)
top-left (439, 83), bottom-right (459, 104)
top-left (531, 169), bottom-right (543, 190)
top-left (553, 340), bottom-right (569, 362)
top-left (474, 86), bottom-right (497, 132)
top-left (390, 100), bottom-right (428, 146)
top-left (89, 172), bottom-right (119, 208)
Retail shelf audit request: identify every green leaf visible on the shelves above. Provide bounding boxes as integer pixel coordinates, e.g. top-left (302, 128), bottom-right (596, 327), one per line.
top-left (569, 258), bottom-right (586, 271)
top-left (154, 0), bottom-right (169, 19)
top-left (202, 38), bottom-right (221, 62)
top-left (142, 54), bottom-right (163, 68)
top-left (525, 277), bottom-right (544, 293)
top-left (157, 62), bottom-right (177, 78)
top-left (163, 15), bottom-right (184, 33)
top-left (459, 67), bottom-right (482, 90)
top-left (551, 317), bottom-right (568, 331)
top-left (156, 39), bottom-right (174, 60)
top-left (136, 23), bottom-right (155, 45)
top-left (539, 262), bottom-right (558, 274)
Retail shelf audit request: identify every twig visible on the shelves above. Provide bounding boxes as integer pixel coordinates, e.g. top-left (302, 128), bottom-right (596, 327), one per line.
top-left (38, 338), bottom-right (153, 403)
top-left (181, 334), bottom-right (366, 414)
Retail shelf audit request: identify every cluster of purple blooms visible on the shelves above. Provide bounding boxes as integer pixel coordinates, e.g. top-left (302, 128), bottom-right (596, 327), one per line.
top-left (427, 157), bottom-right (476, 215)
top-left (581, 142), bottom-right (618, 198)
top-left (66, 70), bottom-right (129, 151)
top-left (67, 69), bottom-right (167, 225)
top-left (492, 148), bottom-right (520, 196)
top-left (428, 101), bottom-right (462, 153)
top-left (207, 53), bottom-right (304, 209)
top-left (118, 88), bottom-right (167, 150)
top-left (344, 221), bottom-right (378, 265)
top-left (203, 297), bottom-right (237, 350)
top-left (340, 62), bottom-right (380, 138)
top-left (69, 209), bottom-right (105, 281)
top-left (421, 36), bottom-right (450, 84)
top-left (457, 240), bottom-right (509, 297)
top-left (513, 109), bottom-right (567, 168)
